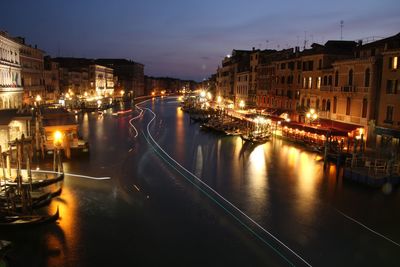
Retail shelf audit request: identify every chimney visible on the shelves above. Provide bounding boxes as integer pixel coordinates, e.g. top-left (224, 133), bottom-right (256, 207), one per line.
top-left (252, 47), bottom-right (255, 51)
top-left (357, 40), bottom-right (363, 46)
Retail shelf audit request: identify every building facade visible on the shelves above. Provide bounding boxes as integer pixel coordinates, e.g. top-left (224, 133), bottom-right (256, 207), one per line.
top-left (18, 38), bottom-right (45, 105)
top-left (89, 64), bottom-right (114, 96)
top-left (376, 47), bottom-right (400, 151)
top-left (0, 32), bottom-right (23, 109)
top-left (44, 57), bottom-right (60, 102)
top-left (95, 59), bottom-right (145, 97)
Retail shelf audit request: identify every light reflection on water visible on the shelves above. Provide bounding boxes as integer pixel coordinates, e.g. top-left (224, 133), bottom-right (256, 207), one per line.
top-left (246, 145), bottom-right (269, 214)
top-left (277, 143), bottom-right (321, 224)
top-left (195, 145), bottom-right (203, 178)
top-left (48, 185), bottom-right (78, 266)
top-left (175, 107), bottom-right (185, 162)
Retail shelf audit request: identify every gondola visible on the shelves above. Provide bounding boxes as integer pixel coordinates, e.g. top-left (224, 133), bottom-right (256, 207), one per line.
top-left (0, 206), bottom-right (59, 228)
top-left (240, 133), bottom-right (271, 144)
top-left (5, 173), bottom-right (64, 190)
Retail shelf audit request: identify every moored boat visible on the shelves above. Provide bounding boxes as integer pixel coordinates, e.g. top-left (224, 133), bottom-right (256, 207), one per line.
top-left (0, 206), bottom-right (59, 228)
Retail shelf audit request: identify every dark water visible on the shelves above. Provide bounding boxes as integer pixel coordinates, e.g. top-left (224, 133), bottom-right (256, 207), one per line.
top-left (2, 97), bottom-right (400, 266)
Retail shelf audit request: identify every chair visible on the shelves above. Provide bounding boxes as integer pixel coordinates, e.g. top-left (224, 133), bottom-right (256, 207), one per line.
top-left (374, 159), bottom-right (386, 175)
top-left (365, 159), bottom-right (373, 173)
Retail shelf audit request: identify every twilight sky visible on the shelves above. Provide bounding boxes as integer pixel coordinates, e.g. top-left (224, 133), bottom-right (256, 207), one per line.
top-left (2, 0), bottom-right (399, 81)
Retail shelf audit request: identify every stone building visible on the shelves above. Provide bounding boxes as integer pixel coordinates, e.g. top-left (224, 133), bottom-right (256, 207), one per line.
top-left (372, 33), bottom-right (400, 151)
top-left (17, 38), bottom-right (45, 105)
top-left (0, 31), bottom-right (23, 109)
top-left (44, 56), bottom-right (60, 102)
top-left (95, 59), bottom-right (145, 97)
top-left (89, 64), bottom-right (114, 96)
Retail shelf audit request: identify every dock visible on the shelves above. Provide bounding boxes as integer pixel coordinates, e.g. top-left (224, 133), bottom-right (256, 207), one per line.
top-left (343, 157), bottom-right (400, 187)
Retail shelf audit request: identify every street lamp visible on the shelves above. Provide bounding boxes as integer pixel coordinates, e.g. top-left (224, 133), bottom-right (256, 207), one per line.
top-left (306, 108), bottom-right (318, 124)
top-left (217, 96), bottom-right (222, 105)
top-left (120, 90), bottom-right (125, 96)
top-left (239, 100), bottom-right (245, 110)
top-left (35, 95), bottom-right (42, 107)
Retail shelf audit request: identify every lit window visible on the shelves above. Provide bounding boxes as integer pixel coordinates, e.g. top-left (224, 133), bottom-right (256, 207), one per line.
top-left (308, 77), bottom-right (312, 89)
top-left (317, 77), bottom-right (321, 89)
top-left (393, 56), bottom-right (398, 69)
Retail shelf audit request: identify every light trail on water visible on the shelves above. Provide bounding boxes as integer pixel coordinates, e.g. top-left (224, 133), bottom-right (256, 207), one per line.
top-left (129, 98), bottom-right (313, 267)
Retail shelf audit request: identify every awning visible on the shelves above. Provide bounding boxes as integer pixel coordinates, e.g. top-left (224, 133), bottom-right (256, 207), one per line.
top-left (281, 121), bottom-right (350, 137)
top-left (375, 126), bottom-right (400, 138)
top-left (319, 118), bottom-right (362, 132)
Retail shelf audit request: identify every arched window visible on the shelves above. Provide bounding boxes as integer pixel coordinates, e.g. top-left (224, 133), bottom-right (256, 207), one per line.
top-left (348, 69), bottom-right (353, 86)
top-left (307, 98), bottom-right (310, 107)
top-left (346, 97), bottom-right (351, 115)
top-left (316, 99), bottom-right (320, 110)
top-left (328, 75), bottom-right (332, 85)
top-left (323, 76), bottom-right (327, 86)
top-left (362, 99), bottom-right (368, 118)
top-left (335, 71), bottom-right (339, 86)
top-left (322, 99), bottom-right (326, 111)
top-left (301, 98), bottom-right (305, 107)
top-left (364, 68), bottom-right (370, 87)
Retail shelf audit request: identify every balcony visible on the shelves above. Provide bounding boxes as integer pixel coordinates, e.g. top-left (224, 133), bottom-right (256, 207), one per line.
top-left (320, 86), bottom-right (333, 92)
top-left (356, 86), bottom-right (370, 93)
top-left (341, 85), bottom-right (355, 92)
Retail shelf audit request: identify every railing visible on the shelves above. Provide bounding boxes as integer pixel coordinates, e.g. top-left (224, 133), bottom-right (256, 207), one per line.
top-left (320, 86), bottom-right (333, 92)
top-left (356, 86), bottom-right (370, 93)
top-left (341, 85), bottom-right (355, 92)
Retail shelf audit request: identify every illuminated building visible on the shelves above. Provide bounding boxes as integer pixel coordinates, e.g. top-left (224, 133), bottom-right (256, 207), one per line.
top-left (0, 31), bottom-right (23, 109)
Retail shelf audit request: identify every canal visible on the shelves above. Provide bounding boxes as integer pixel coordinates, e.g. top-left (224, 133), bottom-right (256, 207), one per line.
top-left (2, 97), bottom-right (400, 266)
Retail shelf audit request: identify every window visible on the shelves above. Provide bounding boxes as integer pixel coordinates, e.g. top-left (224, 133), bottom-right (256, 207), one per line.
top-left (328, 75), bottom-right (332, 85)
top-left (307, 98), bottom-right (310, 107)
top-left (386, 80), bottom-right (398, 94)
top-left (318, 59), bottom-right (322, 69)
top-left (281, 63), bottom-right (286, 69)
top-left (362, 99), bottom-right (368, 118)
top-left (316, 99), bottom-right (320, 110)
top-left (348, 69), bottom-right (353, 86)
top-left (297, 74), bottom-right (300, 84)
top-left (393, 56), bottom-right (398, 69)
top-left (297, 61), bottom-right (302, 70)
top-left (333, 97), bottom-right (337, 113)
top-left (389, 56), bottom-right (398, 70)
top-left (323, 76), bottom-right (327, 86)
top-left (308, 61), bottom-right (314, 71)
top-left (317, 77), bottom-right (321, 89)
top-left (322, 99), bottom-right (326, 111)
top-left (385, 106), bottom-right (394, 123)
top-left (281, 76), bottom-right (285, 84)
top-left (364, 68), bottom-right (370, 87)
top-left (308, 77), bottom-right (312, 89)
top-left (335, 71), bottom-right (339, 86)
top-left (303, 77), bottom-right (306, 88)
top-left (346, 97), bottom-right (351, 115)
